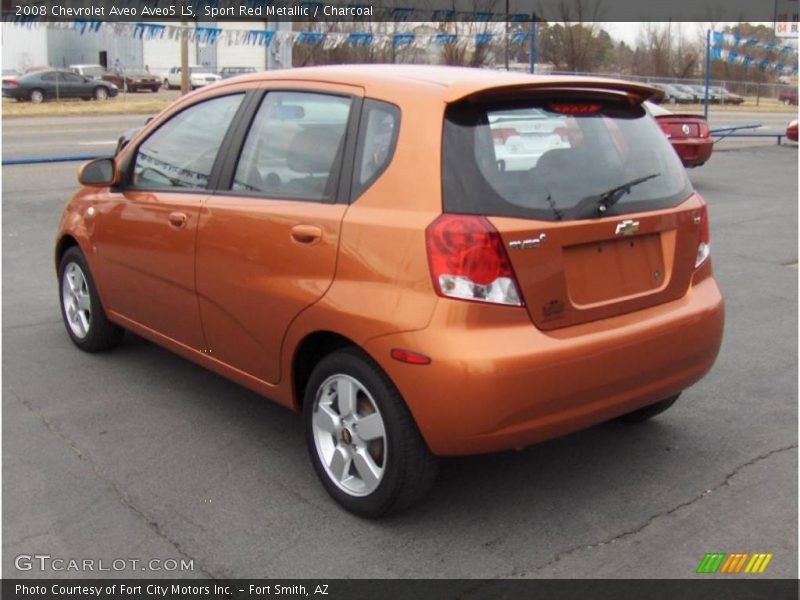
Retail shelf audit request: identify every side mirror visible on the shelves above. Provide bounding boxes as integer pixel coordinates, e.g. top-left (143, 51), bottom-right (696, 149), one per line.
top-left (78, 158), bottom-right (116, 186)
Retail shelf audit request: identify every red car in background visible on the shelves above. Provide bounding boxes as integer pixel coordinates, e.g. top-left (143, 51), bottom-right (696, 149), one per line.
top-left (787, 120), bottom-right (798, 142)
top-left (646, 101), bottom-right (713, 168)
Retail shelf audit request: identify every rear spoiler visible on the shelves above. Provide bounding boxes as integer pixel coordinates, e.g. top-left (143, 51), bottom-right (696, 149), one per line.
top-left (446, 78), bottom-right (665, 105)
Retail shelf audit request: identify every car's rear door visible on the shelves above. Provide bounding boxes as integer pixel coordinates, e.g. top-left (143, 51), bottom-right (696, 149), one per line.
top-left (194, 82), bottom-right (363, 384)
top-left (91, 91), bottom-right (248, 349)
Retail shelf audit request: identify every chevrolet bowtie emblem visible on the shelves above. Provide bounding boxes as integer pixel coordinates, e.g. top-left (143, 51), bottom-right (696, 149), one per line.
top-left (615, 219), bottom-right (640, 236)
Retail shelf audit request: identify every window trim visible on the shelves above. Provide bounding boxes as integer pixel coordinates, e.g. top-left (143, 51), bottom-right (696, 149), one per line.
top-left (213, 88), bottom-right (363, 205)
top-left (116, 91), bottom-right (252, 194)
top-left (349, 99), bottom-right (401, 203)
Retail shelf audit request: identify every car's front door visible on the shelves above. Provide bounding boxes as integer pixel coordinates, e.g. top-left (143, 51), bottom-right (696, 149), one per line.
top-left (195, 84), bottom-right (362, 384)
top-left (91, 92), bottom-right (247, 350)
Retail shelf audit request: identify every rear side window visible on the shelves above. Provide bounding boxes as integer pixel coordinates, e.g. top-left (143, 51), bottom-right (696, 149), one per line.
top-left (232, 91), bottom-right (352, 202)
top-left (131, 93), bottom-right (243, 190)
top-left (443, 98), bottom-right (692, 221)
top-left (352, 99), bottom-right (400, 199)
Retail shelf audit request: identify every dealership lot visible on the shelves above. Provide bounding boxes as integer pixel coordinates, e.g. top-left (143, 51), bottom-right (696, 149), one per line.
top-left (2, 129), bottom-right (797, 577)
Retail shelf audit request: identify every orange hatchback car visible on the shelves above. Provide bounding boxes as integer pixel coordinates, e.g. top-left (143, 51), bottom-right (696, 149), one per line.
top-left (56, 66), bottom-right (724, 516)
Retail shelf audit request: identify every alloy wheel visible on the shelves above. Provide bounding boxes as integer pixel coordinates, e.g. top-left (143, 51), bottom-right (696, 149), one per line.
top-left (62, 262), bottom-right (92, 339)
top-left (311, 374), bottom-right (387, 497)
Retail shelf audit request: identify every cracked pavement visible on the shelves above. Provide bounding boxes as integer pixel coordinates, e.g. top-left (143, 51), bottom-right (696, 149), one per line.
top-left (2, 130), bottom-right (797, 578)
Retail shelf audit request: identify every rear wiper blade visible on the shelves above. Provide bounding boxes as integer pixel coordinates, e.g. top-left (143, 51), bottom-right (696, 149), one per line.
top-left (593, 172), bottom-right (661, 215)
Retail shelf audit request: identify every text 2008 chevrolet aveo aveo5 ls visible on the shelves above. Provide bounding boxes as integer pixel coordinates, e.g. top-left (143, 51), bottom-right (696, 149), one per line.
top-left (56, 66), bottom-right (724, 517)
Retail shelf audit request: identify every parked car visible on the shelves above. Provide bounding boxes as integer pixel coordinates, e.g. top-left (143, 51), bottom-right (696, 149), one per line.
top-left (778, 88), bottom-right (798, 105)
top-left (710, 86), bottom-right (744, 105)
top-left (646, 101), bottom-right (714, 168)
top-left (220, 66), bottom-right (258, 79)
top-left (3, 69), bottom-right (118, 103)
top-left (674, 84), bottom-right (702, 103)
top-left (659, 83), bottom-right (694, 104)
top-left (105, 68), bottom-right (161, 93)
top-left (163, 66), bottom-right (221, 90)
top-left (787, 120), bottom-right (798, 142)
top-left (2, 68), bottom-right (20, 83)
top-left (685, 84), bottom-right (722, 104)
top-left (69, 64), bottom-right (107, 79)
top-left (56, 66), bottom-right (724, 516)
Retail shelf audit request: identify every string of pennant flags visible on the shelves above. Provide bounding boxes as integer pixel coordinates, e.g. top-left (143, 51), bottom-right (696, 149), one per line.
top-left (710, 31), bottom-right (798, 75)
top-left (11, 19), bottom-right (531, 49)
top-left (712, 32), bottom-right (796, 56)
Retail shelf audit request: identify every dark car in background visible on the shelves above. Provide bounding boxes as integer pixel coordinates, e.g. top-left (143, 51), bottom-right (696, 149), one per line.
top-left (659, 83), bottom-right (694, 104)
top-left (220, 67), bottom-right (258, 79)
top-left (2, 69), bottom-right (118, 103)
top-left (105, 68), bottom-right (161, 93)
top-left (710, 86), bottom-right (744, 105)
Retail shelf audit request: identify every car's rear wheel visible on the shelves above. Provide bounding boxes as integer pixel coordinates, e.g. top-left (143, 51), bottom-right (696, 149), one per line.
top-left (303, 348), bottom-right (438, 517)
top-left (58, 247), bottom-right (124, 352)
top-left (94, 86), bottom-right (108, 101)
top-left (29, 89), bottom-right (44, 104)
top-left (617, 393), bottom-right (680, 424)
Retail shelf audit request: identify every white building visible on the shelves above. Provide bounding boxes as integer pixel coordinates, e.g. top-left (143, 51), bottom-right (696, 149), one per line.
top-left (1, 21), bottom-right (292, 76)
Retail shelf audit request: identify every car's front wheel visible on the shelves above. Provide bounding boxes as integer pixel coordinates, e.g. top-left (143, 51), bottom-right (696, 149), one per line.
top-left (58, 247), bottom-right (124, 352)
top-left (29, 88), bottom-right (44, 104)
top-left (303, 348), bottom-right (438, 517)
top-left (617, 393), bottom-right (680, 424)
top-left (94, 86), bottom-right (108, 101)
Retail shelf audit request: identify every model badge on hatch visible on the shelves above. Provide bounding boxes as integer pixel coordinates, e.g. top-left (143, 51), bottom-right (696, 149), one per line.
top-left (615, 220), bottom-right (640, 236)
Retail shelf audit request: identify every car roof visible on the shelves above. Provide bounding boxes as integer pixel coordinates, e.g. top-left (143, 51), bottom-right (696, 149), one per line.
top-left (217, 64), bottom-right (663, 104)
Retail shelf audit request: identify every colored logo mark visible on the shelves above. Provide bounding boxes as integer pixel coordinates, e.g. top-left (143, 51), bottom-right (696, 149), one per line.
top-left (696, 552), bottom-right (773, 574)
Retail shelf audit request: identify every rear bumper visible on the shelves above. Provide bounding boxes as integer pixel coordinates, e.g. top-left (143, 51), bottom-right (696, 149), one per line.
top-left (365, 274), bottom-right (724, 456)
top-left (672, 138), bottom-right (714, 167)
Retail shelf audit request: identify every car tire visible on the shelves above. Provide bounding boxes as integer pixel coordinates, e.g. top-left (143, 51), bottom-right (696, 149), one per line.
top-left (303, 347), bottom-right (438, 517)
top-left (29, 88), bottom-right (44, 104)
top-left (94, 86), bottom-right (108, 101)
top-left (58, 247), bottom-right (124, 352)
top-left (617, 393), bottom-right (680, 424)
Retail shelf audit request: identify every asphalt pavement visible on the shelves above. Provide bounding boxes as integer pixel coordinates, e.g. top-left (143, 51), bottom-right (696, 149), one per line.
top-left (1, 125), bottom-right (797, 578)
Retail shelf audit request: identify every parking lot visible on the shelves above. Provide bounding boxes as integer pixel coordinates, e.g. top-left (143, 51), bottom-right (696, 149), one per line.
top-left (2, 122), bottom-right (797, 578)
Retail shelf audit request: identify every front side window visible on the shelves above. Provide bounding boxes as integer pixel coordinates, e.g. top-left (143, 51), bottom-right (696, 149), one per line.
top-left (131, 94), bottom-right (243, 190)
top-left (232, 91), bottom-right (352, 201)
top-left (443, 97), bottom-right (692, 221)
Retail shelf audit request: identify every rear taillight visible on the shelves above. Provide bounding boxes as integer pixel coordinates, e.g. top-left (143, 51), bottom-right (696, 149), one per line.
top-left (426, 214), bottom-right (523, 306)
top-left (699, 122), bottom-right (710, 138)
top-left (659, 122), bottom-right (673, 138)
top-left (491, 127), bottom-right (517, 145)
top-left (695, 203), bottom-right (710, 268)
top-left (4, 79), bottom-right (19, 88)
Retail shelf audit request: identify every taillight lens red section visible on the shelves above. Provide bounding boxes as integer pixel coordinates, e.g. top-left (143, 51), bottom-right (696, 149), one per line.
top-left (659, 122), bottom-right (673, 138)
top-left (426, 214), bottom-right (523, 306)
top-left (695, 203), bottom-right (710, 268)
top-left (699, 122), bottom-right (710, 138)
top-left (4, 79), bottom-right (19, 87)
top-left (491, 127), bottom-right (517, 145)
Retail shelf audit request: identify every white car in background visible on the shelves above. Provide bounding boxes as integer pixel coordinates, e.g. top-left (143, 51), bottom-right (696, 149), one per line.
top-left (489, 107), bottom-right (571, 172)
top-left (163, 66), bottom-right (221, 90)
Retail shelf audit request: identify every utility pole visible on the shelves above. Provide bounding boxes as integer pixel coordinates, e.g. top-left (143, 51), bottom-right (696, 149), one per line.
top-left (704, 29), bottom-right (711, 120)
top-left (180, 20), bottom-right (190, 95)
top-left (504, 0), bottom-right (510, 71)
top-left (530, 16), bottom-right (536, 74)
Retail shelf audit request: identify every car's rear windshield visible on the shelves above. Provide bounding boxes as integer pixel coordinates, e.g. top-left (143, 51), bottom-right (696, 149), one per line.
top-left (442, 96), bottom-right (692, 221)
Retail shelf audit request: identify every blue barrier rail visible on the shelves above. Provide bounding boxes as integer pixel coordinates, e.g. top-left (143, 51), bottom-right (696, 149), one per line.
top-left (3, 154), bottom-right (110, 166)
top-left (710, 124), bottom-right (789, 145)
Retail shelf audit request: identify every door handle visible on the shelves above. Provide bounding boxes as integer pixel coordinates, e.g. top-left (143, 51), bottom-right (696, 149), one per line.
top-left (291, 224), bottom-right (323, 245)
top-left (168, 211), bottom-right (188, 229)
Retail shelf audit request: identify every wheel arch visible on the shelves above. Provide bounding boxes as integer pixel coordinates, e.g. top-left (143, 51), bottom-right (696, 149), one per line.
top-left (55, 234), bottom-right (80, 272)
top-left (292, 331), bottom-right (368, 409)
